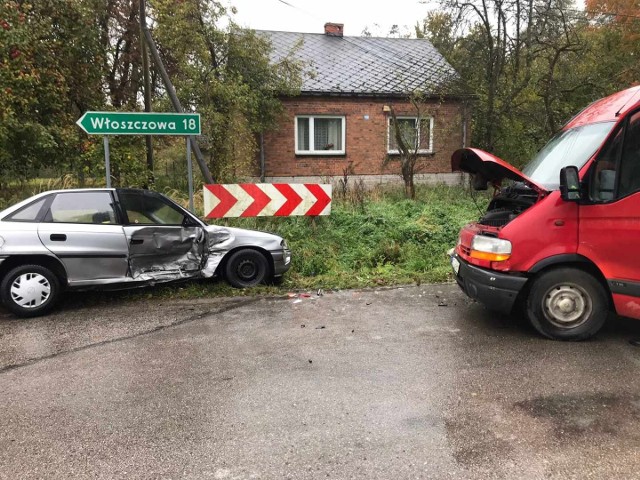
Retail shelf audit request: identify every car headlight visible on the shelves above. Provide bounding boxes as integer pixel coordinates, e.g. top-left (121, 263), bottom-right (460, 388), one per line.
top-left (470, 235), bottom-right (511, 262)
top-left (280, 238), bottom-right (288, 249)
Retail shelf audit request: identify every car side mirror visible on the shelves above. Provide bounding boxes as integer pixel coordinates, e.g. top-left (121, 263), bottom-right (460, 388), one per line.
top-left (560, 166), bottom-right (581, 201)
top-left (182, 214), bottom-right (200, 227)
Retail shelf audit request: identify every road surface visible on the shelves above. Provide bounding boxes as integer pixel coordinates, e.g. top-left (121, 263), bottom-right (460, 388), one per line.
top-left (1, 284), bottom-right (640, 479)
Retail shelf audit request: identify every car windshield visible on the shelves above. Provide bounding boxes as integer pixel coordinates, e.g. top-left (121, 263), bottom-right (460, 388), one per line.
top-left (522, 121), bottom-right (615, 189)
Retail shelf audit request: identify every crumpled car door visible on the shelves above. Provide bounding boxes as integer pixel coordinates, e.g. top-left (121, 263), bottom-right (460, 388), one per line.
top-left (123, 225), bottom-right (206, 280)
top-left (116, 189), bottom-right (207, 281)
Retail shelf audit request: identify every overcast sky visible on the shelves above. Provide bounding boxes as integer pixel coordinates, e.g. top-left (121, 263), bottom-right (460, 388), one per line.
top-left (224, 0), bottom-right (434, 37)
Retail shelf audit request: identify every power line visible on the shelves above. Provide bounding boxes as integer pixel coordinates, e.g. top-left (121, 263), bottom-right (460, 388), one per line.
top-left (271, 0), bottom-right (324, 23)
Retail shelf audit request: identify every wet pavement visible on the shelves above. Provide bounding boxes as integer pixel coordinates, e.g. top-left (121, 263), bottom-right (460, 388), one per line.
top-left (1, 284), bottom-right (640, 479)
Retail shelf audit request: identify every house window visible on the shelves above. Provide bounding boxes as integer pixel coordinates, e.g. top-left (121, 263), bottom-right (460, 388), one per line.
top-left (295, 115), bottom-right (345, 154)
top-left (388, 116), bottom-right (434, 154)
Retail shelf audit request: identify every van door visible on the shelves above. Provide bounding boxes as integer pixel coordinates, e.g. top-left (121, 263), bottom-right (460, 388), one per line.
top-left (579, 110), bottom-right (640, 318)
top-left (117, 190), bottom-right (207, 280)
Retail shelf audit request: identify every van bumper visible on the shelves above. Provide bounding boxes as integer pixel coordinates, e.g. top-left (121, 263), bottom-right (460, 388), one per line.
top-left (451, 253), bottom-right (528, 314)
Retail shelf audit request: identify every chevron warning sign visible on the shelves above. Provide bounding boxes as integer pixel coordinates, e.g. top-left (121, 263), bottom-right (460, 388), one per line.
top-left (203, 184), bottom-right (332, 218)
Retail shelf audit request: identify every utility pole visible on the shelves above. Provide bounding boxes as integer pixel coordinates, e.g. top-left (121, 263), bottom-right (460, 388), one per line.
top-left (139, 0), bottom-right (154, 187)
top-left (140, 17), bottom-right (214, 184)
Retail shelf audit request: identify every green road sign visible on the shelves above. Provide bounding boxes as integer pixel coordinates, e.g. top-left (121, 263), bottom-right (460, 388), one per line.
top-left (76, 111), bottom-right (201, 135)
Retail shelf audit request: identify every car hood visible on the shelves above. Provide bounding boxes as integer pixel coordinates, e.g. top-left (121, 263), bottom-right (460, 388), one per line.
top-left (451, 148), bottom-right (547, 193)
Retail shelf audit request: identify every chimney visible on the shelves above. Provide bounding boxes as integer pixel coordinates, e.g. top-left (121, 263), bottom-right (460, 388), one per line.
top-left (324, 22), bottom-right (344, 37)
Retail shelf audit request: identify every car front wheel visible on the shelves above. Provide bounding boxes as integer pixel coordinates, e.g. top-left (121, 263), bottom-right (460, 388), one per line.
top-left (224, 249), bottom-right (269, 288)
top-left (526, 268), bottom-right (608, 341)
top-left (0, 264), bottom-right (61, 317)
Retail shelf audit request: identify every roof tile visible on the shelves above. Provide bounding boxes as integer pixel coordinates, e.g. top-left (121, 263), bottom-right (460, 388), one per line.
top-left (257, 30), bottom-right (460, 96)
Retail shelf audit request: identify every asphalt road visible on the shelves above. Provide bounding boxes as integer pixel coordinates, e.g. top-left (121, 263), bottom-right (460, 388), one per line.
top-left (1, 284), bottom-right (640, 479)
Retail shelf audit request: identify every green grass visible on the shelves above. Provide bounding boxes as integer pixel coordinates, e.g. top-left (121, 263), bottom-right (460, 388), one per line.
top-left (1, 182), bottom-right (490, 300)
top-left (188, 184), bottom-right (489, 293)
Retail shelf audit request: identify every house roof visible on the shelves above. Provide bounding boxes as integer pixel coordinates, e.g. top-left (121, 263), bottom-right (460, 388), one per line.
top-left (257, 30), bottom-right (460, 97)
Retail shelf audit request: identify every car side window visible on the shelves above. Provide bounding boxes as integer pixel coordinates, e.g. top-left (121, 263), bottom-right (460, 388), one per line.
top-left (617, 111), bottom-right (640, 198)
top-left (4, 197), bottom-right (48, 222)
top-left (45, 192), bottom-right (117, 224)
top-left (119, 192), bottom-right (185, 225)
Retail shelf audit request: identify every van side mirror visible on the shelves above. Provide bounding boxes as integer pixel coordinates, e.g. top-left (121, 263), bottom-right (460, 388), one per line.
top-left (560, 166), bottom-right (581, 201)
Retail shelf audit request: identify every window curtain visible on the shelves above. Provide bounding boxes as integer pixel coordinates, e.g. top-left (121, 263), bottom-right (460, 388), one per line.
top-left (297, 118), bottom-right (310, 151)
top-left (327, 119), bottom-right (342, 150)
top-left (314, 118), bottom-right (342, 150)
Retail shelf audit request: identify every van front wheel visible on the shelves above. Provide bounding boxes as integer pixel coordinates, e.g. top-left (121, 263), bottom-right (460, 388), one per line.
top-left (526, 268), bottom-right (608, 341)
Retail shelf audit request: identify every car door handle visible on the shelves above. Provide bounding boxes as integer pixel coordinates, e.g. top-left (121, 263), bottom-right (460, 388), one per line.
top-left (131, 239), bottom-right (144, 245)
top-left (50, 234), bottom-right (67, 242)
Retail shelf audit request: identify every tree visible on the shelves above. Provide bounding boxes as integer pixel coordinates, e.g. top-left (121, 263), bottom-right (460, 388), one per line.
top-left (417, 0), bottom-right (637, 166)
top-left (384, 88), bottom-right (465, 199)
top-left (0, 0), bottom-right (107, 186)
top-left (150, 0), bottom-right (303, 181)
top-left (385, 95), bottom-right (434, 199)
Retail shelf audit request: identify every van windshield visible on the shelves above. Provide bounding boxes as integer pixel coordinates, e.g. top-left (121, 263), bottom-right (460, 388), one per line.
top-left (522, 121), bottom-right (615, 189)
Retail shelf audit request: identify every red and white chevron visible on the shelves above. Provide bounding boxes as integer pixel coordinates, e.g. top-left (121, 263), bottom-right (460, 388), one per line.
top-left (203, 184), bottom-right (332, 218)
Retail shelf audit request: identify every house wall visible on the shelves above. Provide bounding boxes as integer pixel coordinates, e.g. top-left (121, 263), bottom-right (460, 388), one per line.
top-left (262, 96), bottom-right (468, 178)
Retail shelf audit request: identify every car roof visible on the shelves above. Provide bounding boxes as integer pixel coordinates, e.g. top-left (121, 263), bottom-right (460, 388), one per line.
top-left (564, 86), bottom-right (640, 130)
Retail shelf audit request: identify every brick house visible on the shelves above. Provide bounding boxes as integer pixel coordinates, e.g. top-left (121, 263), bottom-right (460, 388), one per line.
top-left (257, 23), bottom-right (470, 186)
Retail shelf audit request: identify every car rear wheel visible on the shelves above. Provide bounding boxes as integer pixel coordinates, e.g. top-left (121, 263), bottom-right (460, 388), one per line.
top-left (0, 264), bottom-right (61, 317)
top-left (224, 249), bottom-right (269, 288)
top-left (526, 268), bottom-right (608, 341)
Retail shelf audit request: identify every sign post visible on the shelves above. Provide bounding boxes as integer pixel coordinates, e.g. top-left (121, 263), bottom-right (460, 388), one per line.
top-left (103, 137), bottom-right (111, 188)
top-left (186, 137), bottom-right (194, 212)
top-left (77, 111), bottom-right (201, 203)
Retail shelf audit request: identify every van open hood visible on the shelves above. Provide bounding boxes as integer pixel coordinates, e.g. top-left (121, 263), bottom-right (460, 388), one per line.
top-left (452, 148), bottom-right (548, 193)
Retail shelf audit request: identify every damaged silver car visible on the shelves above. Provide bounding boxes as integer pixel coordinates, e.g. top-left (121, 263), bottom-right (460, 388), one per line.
top-left (0, 188), bottom-right (291, 317)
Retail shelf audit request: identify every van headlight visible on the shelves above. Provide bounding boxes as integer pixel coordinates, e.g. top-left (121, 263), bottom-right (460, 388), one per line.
top-left (470, 235), bottom-right (511, 262)
top-left (280, 238), bottom-right (288, 250)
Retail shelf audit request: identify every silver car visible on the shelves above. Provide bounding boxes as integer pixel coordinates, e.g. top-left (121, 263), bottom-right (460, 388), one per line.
top-left (0, 188), bottom-right (291, 317)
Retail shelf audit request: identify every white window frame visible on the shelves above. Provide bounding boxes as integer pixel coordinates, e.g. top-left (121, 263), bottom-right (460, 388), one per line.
top-left (295, 115), bottom-right (346, 155)
top-left (387, 116), bottom-right (434, 155)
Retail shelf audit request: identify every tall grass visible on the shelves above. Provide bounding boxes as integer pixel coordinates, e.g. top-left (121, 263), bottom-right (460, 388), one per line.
top-left (173, 184), bottom-right (489, 289)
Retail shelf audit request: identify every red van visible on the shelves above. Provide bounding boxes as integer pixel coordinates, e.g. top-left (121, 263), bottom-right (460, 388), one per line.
top-left (450, 86), bottom-right (640, 340)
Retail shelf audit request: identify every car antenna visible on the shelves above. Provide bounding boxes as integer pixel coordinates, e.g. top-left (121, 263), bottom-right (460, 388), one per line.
top-left (615, 88), bottom-right (640, 117)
